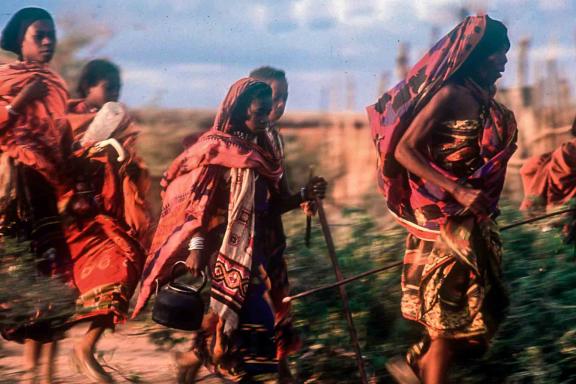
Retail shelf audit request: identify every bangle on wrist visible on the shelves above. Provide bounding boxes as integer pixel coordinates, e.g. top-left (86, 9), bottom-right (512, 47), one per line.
top-left (188, 237), bottom-right (205, 251)
top-left (5, 105), bottom-right (19, 116)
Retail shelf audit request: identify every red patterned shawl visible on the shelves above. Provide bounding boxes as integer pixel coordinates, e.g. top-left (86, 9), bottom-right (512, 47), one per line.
top-left (366, 15), bottom-right (517, 240)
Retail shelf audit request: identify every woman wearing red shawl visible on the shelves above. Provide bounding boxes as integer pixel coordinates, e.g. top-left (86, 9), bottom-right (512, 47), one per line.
top-left (367, 16), bottom-right (517, 383)
top-left (134, 78), bottom-right (325, 383)
top-left (64, 59), bottom-right (151, 383)
top-left (520, 120), bottom-right (576, 230)
top-left (0, 7), bottom-right (73, 383)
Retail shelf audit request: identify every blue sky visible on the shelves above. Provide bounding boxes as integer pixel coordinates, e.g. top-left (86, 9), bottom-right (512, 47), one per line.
top-left (2, 0), bottom-right (575, 111)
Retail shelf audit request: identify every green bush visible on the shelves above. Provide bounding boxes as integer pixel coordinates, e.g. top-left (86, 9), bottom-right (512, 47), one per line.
top-left (0, 238), bottom-right (75, 333)
top-left (283, 201), bottom-right (576, 383)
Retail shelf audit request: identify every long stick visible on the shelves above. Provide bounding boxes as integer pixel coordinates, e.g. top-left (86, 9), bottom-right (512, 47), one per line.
top-left (305, 167), bottom-right (315, 247)
top-left (283, 260), bottom-right (403, 304)
top-left (315, 197), bottom-right (369, 384)
top-left (499, 207), bottom-right (575, 231)
top-left (286, 207), bottom-right (575, 302)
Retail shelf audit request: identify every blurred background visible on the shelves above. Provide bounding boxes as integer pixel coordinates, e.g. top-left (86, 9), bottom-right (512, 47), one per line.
top-left (1, 0), bottom-right (576, 383)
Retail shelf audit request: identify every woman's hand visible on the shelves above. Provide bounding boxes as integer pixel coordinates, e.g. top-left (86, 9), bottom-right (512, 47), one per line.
top-left (11, 76), bottom-right (48, 111)
top-left (452, 185), bottom-right (489, 217)
top-left (305, 176), bottom-right (327, 200)
top-left (185, 249), bottom-right (205, 277)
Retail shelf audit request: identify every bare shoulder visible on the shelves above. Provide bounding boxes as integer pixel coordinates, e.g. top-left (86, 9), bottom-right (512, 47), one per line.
top-left (429, 82), bottom-right (477, 118)
top-left (420, 84), bottom-right (464, 118)
top-left (432, 83), bottom-right (470, 104)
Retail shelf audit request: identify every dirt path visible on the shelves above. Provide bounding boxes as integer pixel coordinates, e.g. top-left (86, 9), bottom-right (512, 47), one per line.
top-left (0, 321), bottom-right (227, 383)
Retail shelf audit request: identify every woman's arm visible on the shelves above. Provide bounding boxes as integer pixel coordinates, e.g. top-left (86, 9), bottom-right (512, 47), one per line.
top-left (272, 175), bottom-right (327, 215)
top-left (185, 165), bottom-right (229, 276)
top-left (1, 76), bottom-right (48, 130)
top-left (394, 85), bottom-right (488, 217)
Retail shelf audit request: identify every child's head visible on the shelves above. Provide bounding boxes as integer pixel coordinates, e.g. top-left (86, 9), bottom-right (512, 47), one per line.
top-left (77, 59), bottom-right (121, 109)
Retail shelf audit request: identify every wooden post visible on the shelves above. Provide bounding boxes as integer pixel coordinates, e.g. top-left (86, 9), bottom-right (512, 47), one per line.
top-left (315, 198), bottom-right (369, 384)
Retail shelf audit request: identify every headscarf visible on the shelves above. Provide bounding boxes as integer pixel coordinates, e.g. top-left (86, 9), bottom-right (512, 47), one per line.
top-left (367, 15), bottom-right (517, 240)
top-left (1, 7), bottom-right (54, 56)
top-left (213, 77), bottom-right (271, 133)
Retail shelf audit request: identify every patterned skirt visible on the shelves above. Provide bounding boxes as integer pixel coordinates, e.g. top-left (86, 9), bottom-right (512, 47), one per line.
top-left (401, 218), bottom-right (509, 340)
top-left (66, 215), bottom-right (144, 324)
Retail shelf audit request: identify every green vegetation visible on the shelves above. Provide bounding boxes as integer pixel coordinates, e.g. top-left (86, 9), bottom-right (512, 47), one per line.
top-left (0, 238), bottom-right (75, 335)
top-left (282, 202), bottom-right (576, 383)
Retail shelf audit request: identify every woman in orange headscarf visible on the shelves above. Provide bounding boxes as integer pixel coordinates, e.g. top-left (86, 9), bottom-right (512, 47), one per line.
top-left (0, 7), bottom-right (73, 383)
top-left (64, 59), bottom-right (151, 383)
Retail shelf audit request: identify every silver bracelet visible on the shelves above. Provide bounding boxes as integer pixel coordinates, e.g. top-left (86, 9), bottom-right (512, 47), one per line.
top-left (188, 237), bottom-right (205, 251)
top-left (5, 104), bottom-right (19, 116)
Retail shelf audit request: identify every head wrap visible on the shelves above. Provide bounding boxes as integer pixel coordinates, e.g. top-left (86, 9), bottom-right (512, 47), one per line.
top-left (212, 78), bottom-right (271, 133)
top-left (456, 16), bottom-right (509, 77)
top-left (1, 7), bottom-right (54, 55)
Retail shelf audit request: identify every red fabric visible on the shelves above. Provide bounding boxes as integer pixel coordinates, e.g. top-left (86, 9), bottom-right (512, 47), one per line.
top-left (134, 78), bottom-right (283, 317)
top-left (0, 62), bottom-right (72, 195)
top-left (366, 15), bottom-right (517, 240)
top-left (66, 215), bottom-right (144, 322)
top-left (520, 138), bottom-right (576, 212)
top-left (65, 100), bottom-right (151, 322)
top-left (67, 100), bottom-right (152, 241)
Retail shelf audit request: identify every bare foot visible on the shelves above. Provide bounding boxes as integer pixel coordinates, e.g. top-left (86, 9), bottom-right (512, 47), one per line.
top-left (385, 355), bottom-right (421, 384)
top-left (71, 345), bottom-right (114, 383)
top-left (174, 351), bottom-right (202, 384)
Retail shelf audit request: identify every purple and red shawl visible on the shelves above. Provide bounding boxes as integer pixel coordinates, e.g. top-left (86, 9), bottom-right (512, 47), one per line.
top-left (367, 15), bottom-right (517, 240)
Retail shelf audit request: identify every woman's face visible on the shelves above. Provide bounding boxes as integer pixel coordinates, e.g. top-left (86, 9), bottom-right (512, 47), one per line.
top-left (472, 46), bottom-right (509, 87)
top-left (20, 19), bottom-right (56, 63)
top-left (244, 94), bottom-right (273, 133)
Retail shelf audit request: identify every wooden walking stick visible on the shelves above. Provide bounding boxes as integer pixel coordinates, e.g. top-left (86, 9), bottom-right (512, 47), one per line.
top-left (314, 194), bottom-right (370, 384)
top-left (305, 166), bottom-right (314, 248)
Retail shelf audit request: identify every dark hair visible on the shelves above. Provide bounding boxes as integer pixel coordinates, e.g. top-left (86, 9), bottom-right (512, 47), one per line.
top-left (230, 82), bottom-right (272, 127)
top-left (249, 66), bottom-right (286, 82)
top-left (1, 7), bottom-right (54, 56)
top-left (76, 59), bottom-right (121, 98)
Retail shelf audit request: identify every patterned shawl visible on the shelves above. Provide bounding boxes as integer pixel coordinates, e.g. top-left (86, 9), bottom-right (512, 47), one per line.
top-left (0, 61), bottom-right (71, 194)
top-left (134, 79), bottom-right (283, 332)
top-left (366, 15), bottom-right (517, 240)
